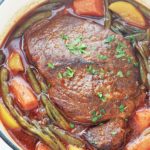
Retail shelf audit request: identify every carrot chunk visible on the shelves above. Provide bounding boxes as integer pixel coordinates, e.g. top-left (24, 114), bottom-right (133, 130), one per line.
top-left (73, 0), bottom-right (104, 17)
top-left (10, 77), bottom-right (38, 111)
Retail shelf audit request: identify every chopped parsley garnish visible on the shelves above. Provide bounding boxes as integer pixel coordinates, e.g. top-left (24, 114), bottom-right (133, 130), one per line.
top-left (97, 55), bottom-right (108, 60)
top-left (91, 109), bottom-right (105, 123)
top-left (58, 72), bottom-right (63, 79)
top-left (87, 65), bottom-right (98, 75)
top-left (62, 35), bottom-right (88, 54)
top-left (97, 92), bottom-right (106, 102)
top-left (61, 34), bottom-right (69, 40)
top-left (91, 114), bottom-right (102, 123)
top-left (58, 67), bottom-right (75, 79)
top-left (115, 42), bottom-right (126, 58)
top-left (99, 68), bottom-right (105, 79)
top-left (70, 123), bottom-right (75, 129)
top-left (100, 109), bottom-right (106, 115)
top-left (127, 56), bottom-right (133, 64)
top-left (99, 123), bottom-right (104, 126)
top-left (134, 62), bottom-right (139, 67)
top-left (47, 63), bottom-right (55, 69)
top-left (126, 70), bottom-right (131, 77)
top-left (63, 67), bottom-right (75, 78)
top-left (128, 35), bottom-right (136, 44)
top-left (119, 104), bottom-right (127, 112)
top-left (111, 130), bottom-right (117, 136)
top-left (104, 35), bottom-right (115, 43)
top-left (117, 71), bottom-right (124, 78)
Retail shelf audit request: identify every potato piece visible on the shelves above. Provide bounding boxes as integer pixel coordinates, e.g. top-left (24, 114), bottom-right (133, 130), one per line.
top-left (35, 142), bottom-right (51, 150)
top-left (0, 103), bottom-right (20, 129)
top-left (134, 108), bottom-right (150, 132)
top-left (73, 0), bottom-right (104, 17)
top-left (68, 144), bottom-right (84, 150)
top-left (10, 77), bottom-right (38, 111)
top-left (134, 0), bottom-right (150, 10)
top-left (109, 1), bottom-right (147, 28)
top-left (8, 52), bottom-right (24, 73)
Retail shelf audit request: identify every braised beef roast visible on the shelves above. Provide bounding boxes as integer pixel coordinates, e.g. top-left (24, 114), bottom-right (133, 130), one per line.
top-left (24, 15), bottom-right (142, 125)
top-left (84, 118), bottom-right (126, 149)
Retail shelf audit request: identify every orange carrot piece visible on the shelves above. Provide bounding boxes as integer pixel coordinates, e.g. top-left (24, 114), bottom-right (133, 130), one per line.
top-left (73, 0), bottom-right (104, 17)
top-left (35, 142), bottom-right (51, 150)
top-left (10, 77), bottom-right (38, 111)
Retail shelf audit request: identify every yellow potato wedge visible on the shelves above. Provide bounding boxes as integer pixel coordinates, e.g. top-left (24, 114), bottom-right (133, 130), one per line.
top-left (8, 52), bottom-right (24, 73)
top-left (68, 145), bottom-right (84, 150)
top-left (0, 103), bottom-right (20, 129)
top-left (134, 0), bottom-right (150, 10)
top-left (109, 1), bottom-right (147, 28)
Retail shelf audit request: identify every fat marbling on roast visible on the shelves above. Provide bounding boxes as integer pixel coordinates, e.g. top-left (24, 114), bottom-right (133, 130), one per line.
top-left (24, 15), bottom-right (142, 125)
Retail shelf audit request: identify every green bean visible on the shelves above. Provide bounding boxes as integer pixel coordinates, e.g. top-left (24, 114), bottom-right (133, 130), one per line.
top-left (0, 50), bottom-right (5, 65)
top-left (27, 67), bottom-right (70, 130)
top-left (13, 11), bottom-right (51, 38)
top-left (146, 28), bottom-right (150, 41)
top-left (0, 67), bottom-right (63, 150)
top-left (49, 124), bottom-right (85, 148)
top-left (112, 20), bottom-right (144, 35)
top-left (26, 67), bottom-right (41, 94)
top-left (137, 55), bottom-right (148, 88)
top-left (43, 127), bottom-right (66, 150)
top-left (136, 42), bottom-right (149, 72)
top-left (104, 0), bottom-right (112, 29)
top-left (41, 94), bottom-right (70, 130)
top-left (26, 68), bottom-right (85, 146)
top-left (125, 33), bottom-right (147, 42)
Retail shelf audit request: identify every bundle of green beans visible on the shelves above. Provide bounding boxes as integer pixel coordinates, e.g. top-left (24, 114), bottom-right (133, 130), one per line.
top-left (0, 67), bottom-right (65, 150)
top-left (26, 67), bottom-right (85, 148)
top-left (26, 67), bottom-right (70, 130)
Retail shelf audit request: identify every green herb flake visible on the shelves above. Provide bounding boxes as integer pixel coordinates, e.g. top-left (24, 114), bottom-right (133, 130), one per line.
top-left (97, 92), bottom-right (106, 102)
top-left (134, 62), bottom-right (139, 67)
top-left (97, 55), bottom-right (108, 60)
top-left (63, 67), bottom-right (75, 78)
top-left (119, 104), bottom-right (127, 112)
top-left (87, 65), bottom-right (98, 75)
top-left (104, 35), bottom-right (115, 43)
top-left (115, 42), bottom-right (126, 59)
top-left (117, 71), bottom-right (124, 78)
top-left (70, 123), bottom-right (75, 129)
top-left (99, 68), bottom-right (105, 79)
top-left (58, 72), bottom-right (63, 79)
top-left (128, 35), bottom-right (136, 44)
top-left (111, 130), bottom-right (117, 136)
top-left (99, 123), bottom-right (104, 126)
top-left (100, 109), bottom-right (106, 115)
top-left (126, 70), bottom-right (131, 77)
top-left (47, 63), bottom-right (55, 69)
top-left (61, 34), bottom-right (69, 40)
top-left (91, 114), bottom-right (102, 123)
top-left (65, 36), bottom-right (88, 54)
